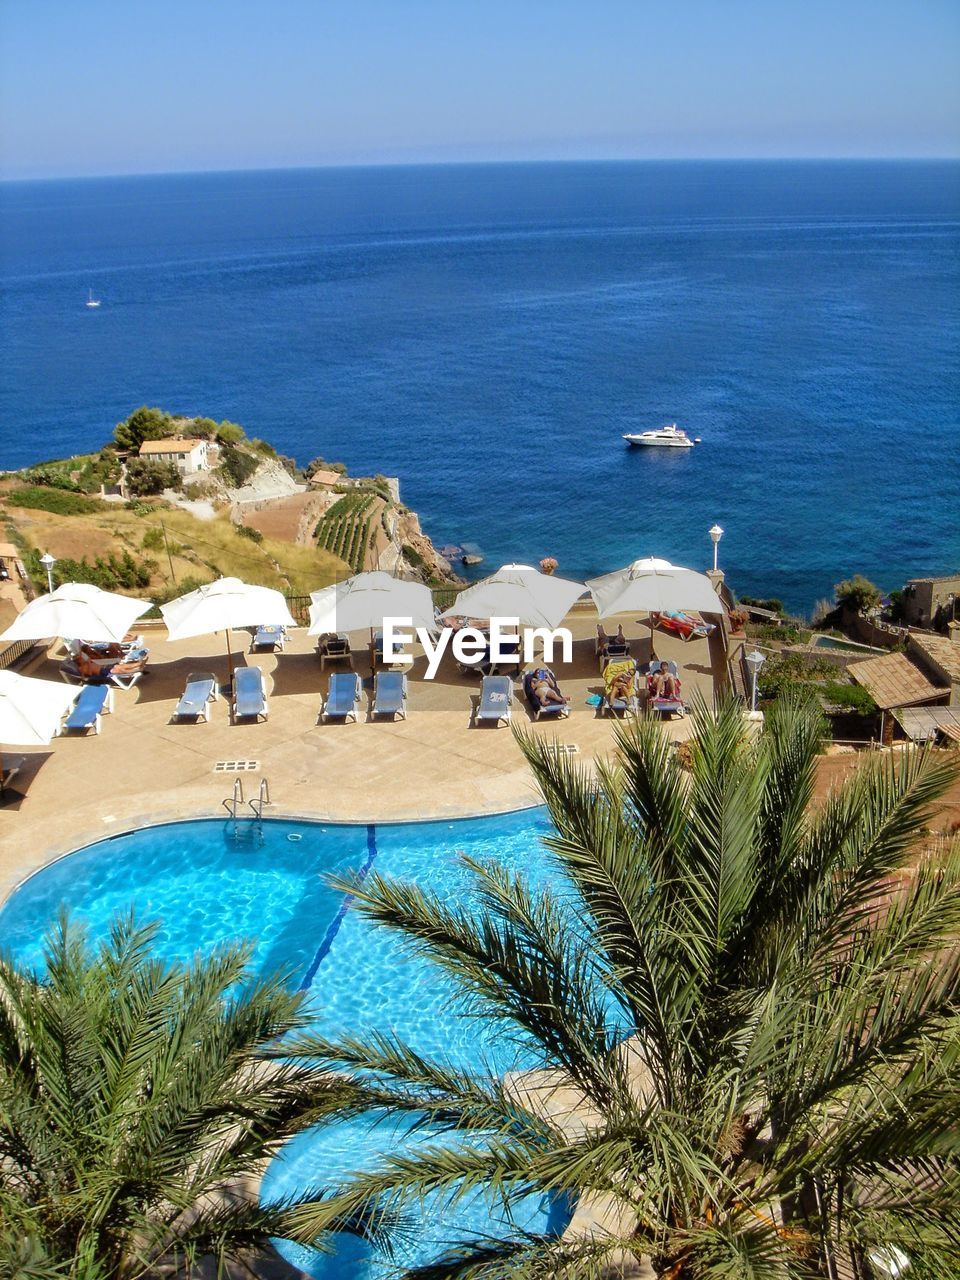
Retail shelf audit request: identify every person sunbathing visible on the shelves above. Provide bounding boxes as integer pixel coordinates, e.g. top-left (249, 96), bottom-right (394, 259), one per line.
top-left (606, 668), bottom-right (635, 702)
top-left (528, 669), bottom-right (569, 706)
top-left (650, 661), bottom-right (679, 699)
top-left (74, 649), bottom-right (145, 682)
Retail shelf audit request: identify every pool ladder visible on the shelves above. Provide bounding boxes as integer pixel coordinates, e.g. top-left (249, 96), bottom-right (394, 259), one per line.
top-left (223, 777), bottom-right (271, 842)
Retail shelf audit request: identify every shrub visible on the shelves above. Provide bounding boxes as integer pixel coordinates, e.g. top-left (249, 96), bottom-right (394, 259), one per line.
top-left (403, 543), bottom-right (425, 568)
top-left (235, 524), bottom-right (263, 543)
top-left (215, 420), bottom-right (246, 445)
top-left (183, 477), bottom-right (218, 500)
top-left (249, 437), bottom-right (277, 457)
top-left (820, 681), bottom-right (878, 715)
top-left (728, 608), bottom-right (749, 631)
top-left (217, 445), bottom-right (259, 489)
top-left (834, 574), bottom-right (881, 614)
top-left (5, 487), bottom-right (104, 516)
top-left (22, 464), bottom-right (80, 492)
top-left (125, 458), bottom-right (181, 497)
top-left (26, 548), bottom-right (152, 592)
top-left (190, 417), bottom-right (219, 439)
top-left (738, 595), bottom-right (784, 614)
top-left (140, 527), bottom-right (165, 552)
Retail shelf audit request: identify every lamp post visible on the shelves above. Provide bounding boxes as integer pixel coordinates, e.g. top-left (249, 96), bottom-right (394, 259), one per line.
top-left (745, 649), bottom-right (765, 716)
top-left (39, 552), bottom-right (56, 594)
top-left (708, 524), bottom-right (724, 573)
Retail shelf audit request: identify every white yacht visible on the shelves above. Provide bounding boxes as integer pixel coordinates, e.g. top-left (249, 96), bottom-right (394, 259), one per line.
top-left (623, 423), bottom-right (697, 449)
top-left (85, 289), bottom-right (101, 309)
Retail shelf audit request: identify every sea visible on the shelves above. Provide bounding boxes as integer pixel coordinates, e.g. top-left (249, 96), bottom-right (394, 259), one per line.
top-left (1, 160), bottom-right (958, 614)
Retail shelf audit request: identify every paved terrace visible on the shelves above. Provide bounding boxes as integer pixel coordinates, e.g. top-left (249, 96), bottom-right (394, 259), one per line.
top-left (0, 611), bottom-right (724, 898)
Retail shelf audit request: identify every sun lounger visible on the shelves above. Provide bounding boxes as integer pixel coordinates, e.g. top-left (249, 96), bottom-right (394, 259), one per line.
top-left (642, 660), bottom-right (686, 719)
top-left (58, 659), bottom-right (142, 691)
top-left (523, 667), bottom-right (570, 720)
top-left (61, 684), bottom-right (113, 735)
top-left (597, 640), bottom-right (630, 671)
top-left (232, 667), bottom-right (268, 723)
top-left (251, 624), bottom-right (286, 652)
top-left (475, 675), bottom-right (513, 727)
top-left (317, 633), bottom-right (353, 672)
top-left (602, 659), bottom-right (639, 717)
top-left (322, 671), bottom-right (362, 723)
top-left (489, 639), bottom-right (522, 677)
top-left (373, 671), bottom-right (407, 720)
top-left (650, 610), bottom-right (715, 642)
top-left (172, 671), bottom-right (218, 722)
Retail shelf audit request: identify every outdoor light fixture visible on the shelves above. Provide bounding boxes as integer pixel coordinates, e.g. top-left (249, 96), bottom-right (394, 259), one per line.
top-left (745, 648), bottom-right (765, 715)
top-left (708, 524), bottom-right (724, 573)
top-left (39, 552), bottom-right (56, 594)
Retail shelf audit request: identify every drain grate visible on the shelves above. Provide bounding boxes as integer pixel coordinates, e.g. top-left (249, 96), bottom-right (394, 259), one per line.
top-left (213, 760), bottom-right (260, 772)
top-left (549, 742), bottom-right (580, 755)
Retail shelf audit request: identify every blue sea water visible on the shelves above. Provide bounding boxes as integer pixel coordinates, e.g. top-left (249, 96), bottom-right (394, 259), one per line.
top-left (1, 160), bottom-right (958, 612)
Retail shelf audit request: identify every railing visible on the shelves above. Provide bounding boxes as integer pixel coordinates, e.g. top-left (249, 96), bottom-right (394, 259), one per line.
top-left (222, 777), bottom-right (244, 819)
top-left (249, 777), bottom-right (271, 818)
top-left (0, 639), bottom-right (40, 671)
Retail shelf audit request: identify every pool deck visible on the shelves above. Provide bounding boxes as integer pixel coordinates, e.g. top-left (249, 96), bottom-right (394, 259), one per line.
top-left (0, 611), bottom-right (723, 899)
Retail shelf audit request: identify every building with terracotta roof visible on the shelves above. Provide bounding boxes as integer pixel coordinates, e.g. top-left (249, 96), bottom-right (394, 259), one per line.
top-left (908, 632), bottom-right (960, 705)
top-left (138, 438), bottom-right (210, 476)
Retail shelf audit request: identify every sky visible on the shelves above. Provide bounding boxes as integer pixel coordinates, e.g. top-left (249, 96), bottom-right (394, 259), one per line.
top-left (1, 0), bottom-right (958, 180)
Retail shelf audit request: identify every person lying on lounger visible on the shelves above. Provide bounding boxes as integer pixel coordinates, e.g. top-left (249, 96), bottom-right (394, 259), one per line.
top-left (607, 668), bottom-right (635, 702)
top-left (650, 661), bottom-right (679, 699)
top-left (74, 649), bottom-right (145, 682)
top-left (528, 669), bottom-right (570, 707)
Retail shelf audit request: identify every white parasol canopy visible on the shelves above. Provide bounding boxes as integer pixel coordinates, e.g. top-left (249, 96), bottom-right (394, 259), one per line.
top-left (308, 572), bottom-right (436, 636)
top-left (0, 670), bottom-right (81, 746)
top-left (160, 577), bottom-right (295, 684)
top-left (586, 557), bottom-right (721, 619)
top-left (0, 582), bottom-right (151, 644)
top-left (441, 563), bottom-right (584, 630)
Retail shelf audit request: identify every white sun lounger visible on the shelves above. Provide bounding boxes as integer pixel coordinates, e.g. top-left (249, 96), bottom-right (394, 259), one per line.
top-left (322, 671), bottom-right (362, 723)
top-left (373, 671), bottom-right (407, 720)
top-left (232, 667), bottom-right (268, 723)
top-left (172, 672), bottom-right (218, 722)
top-left (475, 675), bottom-right (513, 727)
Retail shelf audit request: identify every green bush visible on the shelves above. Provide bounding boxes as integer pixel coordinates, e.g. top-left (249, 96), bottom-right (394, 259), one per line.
top-left (26, 548), bottom-right (151, 592)
top-left (820, 682), bottom-right (878, 715)
top-left (216, 445), bottom-right (259, 488)
top-left (125, 458), bottom-right (181, 497)
top-left (141, 527), bottom-right (165, 552)
top-left (739, 595), bottom-right (784, 614)
top-left (235, 524), bottom-right (263, 543)
top-left (5, 487), bottom-right (104, 516)
top-left (215, 420), bottom-right (246, 445)
top-left (834, 574), bottom-right (881, 614)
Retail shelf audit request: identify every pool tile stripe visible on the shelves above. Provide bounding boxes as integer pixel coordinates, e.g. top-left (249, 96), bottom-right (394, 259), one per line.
top-left (299, 823), bottom-right (378, 990)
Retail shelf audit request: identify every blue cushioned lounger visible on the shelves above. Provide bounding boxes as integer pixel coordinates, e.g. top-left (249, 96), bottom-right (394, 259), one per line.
top-left (323, 671), bottom-right (361, 722)
top-left (373, 671), bottom-right (407, 720)
top-left (252, 624), bottom-right (286, 651)
top-left (475, 675), bottom-right (513, 726)
top-left (232, 667), bottom-right (268, 723)
top-left (63, 684), bottom-right (112, 735)
top-left (172, 672), bottom-right (218, 722)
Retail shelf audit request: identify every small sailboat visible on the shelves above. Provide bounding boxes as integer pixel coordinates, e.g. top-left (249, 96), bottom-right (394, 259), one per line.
top-left (85, 289), bottom-right (101, 309)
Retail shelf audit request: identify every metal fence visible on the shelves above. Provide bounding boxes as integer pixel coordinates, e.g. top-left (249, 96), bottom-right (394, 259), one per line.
top-left (284, 585), bottom-right (460, 625)
top-left (0, 639), bottom-right (40, 671)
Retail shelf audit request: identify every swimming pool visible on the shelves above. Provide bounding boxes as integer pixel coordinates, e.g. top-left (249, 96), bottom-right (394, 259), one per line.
top-left (0, 810), bottom-right (570, 1276)
top-left (810, 635), bottom-right (885, 654)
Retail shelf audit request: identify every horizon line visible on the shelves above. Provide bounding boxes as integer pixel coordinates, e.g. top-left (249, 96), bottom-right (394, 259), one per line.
top-left (3, 154), bottom-right (959, 185)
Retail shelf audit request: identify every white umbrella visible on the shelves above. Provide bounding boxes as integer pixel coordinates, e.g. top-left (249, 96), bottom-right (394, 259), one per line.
top-left (0, 582), bottom-right (151, 644)
top-left (308, 572), bottom-right (436, 672)
top-left (161, 577), bottom-right (295, 685)
top-left (0, 670), bottom-right (80, 798)
top-left (586, 557), bottom-right (721, 657)
top-left (441, 563), bottom-right (584, 631)
top-left (308, 572), bottom-right (436, 635)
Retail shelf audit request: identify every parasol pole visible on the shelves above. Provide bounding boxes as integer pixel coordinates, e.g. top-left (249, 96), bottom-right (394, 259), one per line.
top-left (224, 628), bottom-right (236, 690)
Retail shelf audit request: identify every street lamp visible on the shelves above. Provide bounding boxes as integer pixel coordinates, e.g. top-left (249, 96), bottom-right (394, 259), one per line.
top-left (708, 524), bottom-right (724, 573)
top-left (745, 649), bottom-right (765, 716)
top-left (39, 552), bottom-right (56, 594)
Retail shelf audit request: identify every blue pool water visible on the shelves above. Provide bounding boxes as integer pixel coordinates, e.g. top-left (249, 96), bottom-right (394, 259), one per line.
top-left (0, 810), bottom-right (567, 1276)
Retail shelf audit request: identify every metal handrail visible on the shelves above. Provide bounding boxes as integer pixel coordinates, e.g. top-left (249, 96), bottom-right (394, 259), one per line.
top-left (222, 776), bottom-right (244, 818)
top-left (249, 777), bottom-right (270, 818)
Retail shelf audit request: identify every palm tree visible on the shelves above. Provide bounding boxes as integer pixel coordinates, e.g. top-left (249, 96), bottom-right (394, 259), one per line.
top-left (0, 912), bottom-right (377, 1280)
top-left (277, 696), bottom-right (960, 1279)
